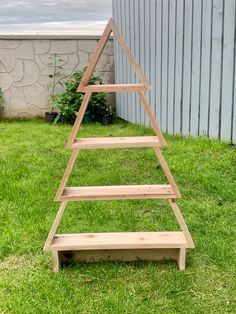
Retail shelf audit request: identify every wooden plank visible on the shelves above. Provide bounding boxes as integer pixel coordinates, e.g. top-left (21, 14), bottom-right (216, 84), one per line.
top-left (138, 90), bottom-right (167, 146)
top-left (177, 248), bottom-right (186, 271)
top-left (109, 18), bottom-right (151, 91)
top-left (209, 0), bottom-right (224, 138)
top-left (174, 0), bottom-right (184, 134)
top-left (52, 251), bottom-right (61, 272)
top-left (153, 147), bottom-right (181, 198)
top-left (72, 136), bottom-right (160, 149)
top-left (54, 150), bottom-right (79, 201)
top-left (220, 0), bottom-right (235, 140)
top-left (60, 248), bottom-right (180, 264)
top-left (83, 84), bottom-right (146, 92)
top-left (199, 0), bottom-right (212, 136)
top-left (168, 199), bottom-right (194, 248)
top-left (182, 0), bottom-right (193, 135)
top-left (60, 184), bottom-right (177, 201)
top-left (168, 0), bottom-right (176, 134)
top-left (50, 231), bottom-right (188, 250)
top-left (77, 21), bottom-right (112, 92)
top-left (190, 0), bottom-right (202, 136)
top-left (44, 202), bottom-right (68, 251)
top-left (66, 92), bottom-right (91, 148)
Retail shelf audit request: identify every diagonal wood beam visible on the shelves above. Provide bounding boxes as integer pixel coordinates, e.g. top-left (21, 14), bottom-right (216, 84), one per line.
top-left (109, 18), bottom-right (151, 91)
top-left (168, 199), bottom-right (195, 248)
top-left (54, 150), bottom-right (80, 201)
top-left (66, 91), bottom-right (92, 148)
top-left (138, 90), bottom-right (167, 146)
top-left (153, 146), bottom-right (181, 197)
top-left (77, 21), bottom-right (112, 92)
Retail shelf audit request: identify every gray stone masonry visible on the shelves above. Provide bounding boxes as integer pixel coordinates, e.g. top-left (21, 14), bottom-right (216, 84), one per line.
top-left (0, 35), bottom-right (114, 118)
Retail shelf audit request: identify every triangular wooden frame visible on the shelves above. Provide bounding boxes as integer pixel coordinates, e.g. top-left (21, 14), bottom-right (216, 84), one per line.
top-left (44, 19), bottom-right (194, 272)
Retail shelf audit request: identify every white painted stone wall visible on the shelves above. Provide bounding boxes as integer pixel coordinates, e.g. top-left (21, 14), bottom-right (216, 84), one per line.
top-left (0, 35), bottom-right (114, 118)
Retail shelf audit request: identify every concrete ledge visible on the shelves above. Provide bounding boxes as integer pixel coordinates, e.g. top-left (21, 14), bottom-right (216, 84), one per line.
top-left (0, 34), bottom-right (114, 40)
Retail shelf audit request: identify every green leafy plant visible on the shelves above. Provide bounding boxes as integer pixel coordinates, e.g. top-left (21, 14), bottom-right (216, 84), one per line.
top-left (47, 53), bottom-right (65, 111)
top-left (0, 87), bottom-right (4, 110)
top-left (54, 68), bottom-right (111, 123)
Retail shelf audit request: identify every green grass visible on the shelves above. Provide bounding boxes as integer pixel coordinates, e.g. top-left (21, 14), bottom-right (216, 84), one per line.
top-left (0, 118), bottom-right (235, 313)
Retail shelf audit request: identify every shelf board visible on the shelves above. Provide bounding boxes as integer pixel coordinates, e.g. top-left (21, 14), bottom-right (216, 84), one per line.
top-left (83, 83), bottom-right (146, 92)
top-left (71, 136), bottom-right (160, 149)
top-left (50, 232), bottom-right (188, 251)
top-left (60, 184), bottom-right (177, 201)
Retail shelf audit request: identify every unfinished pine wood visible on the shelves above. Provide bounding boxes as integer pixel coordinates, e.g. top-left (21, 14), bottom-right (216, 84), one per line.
top-left (83, 84), bottom-right (146, 92)
top-left (72, 136), bottom-right (160, 149)
top-left (60, 248), bottom-right (180, 263)
top-left (53, 251), bottom-right (61, 272)
top-left (66, 92), bottom-right (92, 148)
top-left (54, 150), bottom-right (80, 201)
top-left (178, 248), bottom-right (186, 271)
top-left (169, 199), bottom-right (194, 248)
top-left (108, 18), bottom-right (151, 90)
top-left (153, 147), bottom-right (181, 197)
top-left (77, 22), bottom-right (112, 92)
top-left (50, 232), bottom-right (188, 251)
top-left (138, 90), bottom-right (167, 146)
top-left (60, 184), bottom-right (178, 201)
top-left (43, 202), bottom-right (68, 251)
top-left (44, 18), bottom-right (194, 271)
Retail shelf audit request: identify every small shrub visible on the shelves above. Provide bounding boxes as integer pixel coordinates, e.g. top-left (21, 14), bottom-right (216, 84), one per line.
top-left (0, 87), bottom-right (4, 110)
top-left (54, 68), bottom-right (111, 123)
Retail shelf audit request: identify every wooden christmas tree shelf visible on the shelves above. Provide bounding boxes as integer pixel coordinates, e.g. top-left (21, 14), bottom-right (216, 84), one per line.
top-left (44, 18), bottom-right (194, 272)
top-left (71, 136), bottom-right (160, 149)
top-left (50, 232), bottom-right (187, 251)
top-left (83, 83), bottom-right (147, 92)
top-left (60, 185), bottom-right (177, 201)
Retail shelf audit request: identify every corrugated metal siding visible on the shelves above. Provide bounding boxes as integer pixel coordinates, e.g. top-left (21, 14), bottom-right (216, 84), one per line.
top-left (112, 0), bottom-right (236, 143)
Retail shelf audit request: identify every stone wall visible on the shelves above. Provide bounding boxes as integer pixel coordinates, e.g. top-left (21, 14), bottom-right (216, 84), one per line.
top-left (0, 35), bottom-right (114, 118)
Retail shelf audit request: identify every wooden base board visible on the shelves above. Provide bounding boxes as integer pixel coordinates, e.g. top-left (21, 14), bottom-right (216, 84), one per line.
top-left (52, 248), bottom-right (186, 272)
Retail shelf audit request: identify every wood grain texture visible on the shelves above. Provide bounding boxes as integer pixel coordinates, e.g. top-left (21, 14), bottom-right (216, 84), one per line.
top-left (72, 136), bottom-right (160, 149)
top-left (44, 202), bottom-right (68, 251)
top-left (83, 84), bottom-right (146, 92)
top-left (60, 184), bottom-right (178, 201)
top-left (66, 92), bottom-right (91, 148)
top-left (50, 232), bottom-right (188, 250)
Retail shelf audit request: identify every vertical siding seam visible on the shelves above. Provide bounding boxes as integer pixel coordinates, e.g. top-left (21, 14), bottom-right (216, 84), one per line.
top-left (189, 0), bottom-right (194, 134)
top-left (219, 0), bottom-right (225, 140)
top-left (198, 0), bottom-right (203, 136)
top-left (167, 0), bottom-right (170, 132)
top-left (173, 0), bottom-right (178, 133)
top-left (207, 0), bottom-right (214, 136)
top-left (160, 0), bottom-right (163, 128)
top-left (231, 0), bottom-right (236, 142)
top-left (180, 0), bottom-right (186, 133)
top-left (154, 0), bottom-right (157, 120)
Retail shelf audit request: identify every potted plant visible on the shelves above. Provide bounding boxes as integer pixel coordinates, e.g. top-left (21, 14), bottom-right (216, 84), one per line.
top-left (45, 53), bottom-right (65, 123)
top-left (101, 102), bottom-right (113, 125)
top-left (54, 68), bottom-right (111, 124)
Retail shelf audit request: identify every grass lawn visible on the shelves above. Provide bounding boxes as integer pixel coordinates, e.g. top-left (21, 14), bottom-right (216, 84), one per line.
top-left (0, 118), bottom-right (235, 313)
